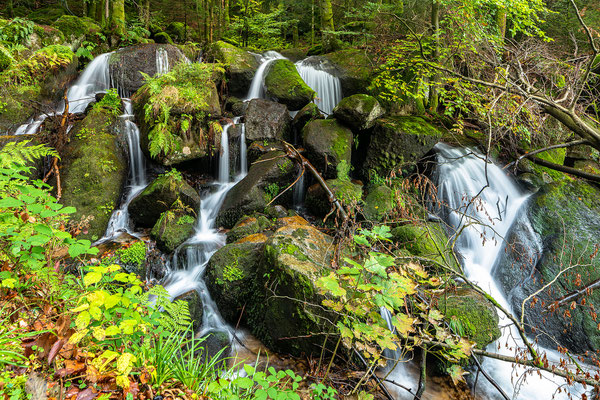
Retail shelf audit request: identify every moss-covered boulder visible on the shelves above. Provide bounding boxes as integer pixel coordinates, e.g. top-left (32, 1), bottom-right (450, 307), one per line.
top-left (206, 241), bottom-right (264, 324)
top-left (291, 102), bottom-right (323, 138)
top-left (30, 25), bottom-right (65, 50)
top-left (249, 223), bottom-right (336, 355)
top-left (392, 223), bottom-right (458, 271)
top-left (333, 94), bottom-right (384, 130)
top-left (227, 215), bottom-right (273, 244)
top-left (323, 49), bottom-right (373, 95)
top-left (151, 211), bottom-right (196, 253)
top-left (264, 59), bottom-right (315, 111)
top-left (129, 171), bottom-right (201, 228)
top-left (113, 240), bottom-right (148, 278)
top-left (362, 116), bottom-right (442, 179)
top-left (216, 151), bottom-right (296, 229)
top-left (495, 179), bottom-right (600, 353)
top-left (306, 179), bottom-right (363, 217)
top-left (207, 41), bottom-right (259, 96)
top-left (438, 288), bottom-right (501, 348)
top-left (363, 185), bottom-right (394, 222)
top-left (60, 108), bottom-right (127, 241)
top-left (245, 99), bottom-right (291, 142)
top-left (302, 119), bottom-right (353, 179)
top-left (54, 15), bottom-right (101, 47)
top-left (174, 289), bottom-right (203, 332)
top-left (109, 44), bottom-right (187, 96)
top-left (132, 62), bottom-right (223, 166)
top-left (0, 45), bottom-right (13, 72)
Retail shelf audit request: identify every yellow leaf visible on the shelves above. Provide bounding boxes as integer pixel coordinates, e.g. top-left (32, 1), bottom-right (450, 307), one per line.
top-left (92, 327), bottom-right (106, 340)
top-left (117, 352), bottom-right (136, 374)
top-left (76, 311), bottom-right (91, 330)
top-left (68, 329), bottom-right (88, 344)
top-left (72, 303), bottom-right (90, 313)
top-left (83, 271), bottom-right (102, 287)
top-left (392, 313), bottom-right (415, 336)
top-left (104, 294), bottom-right (121, 309)
top-left (116, 375), bottom-right (130, 389)
top-left (105, 325), bottom-right (121, 336)
top-left (89, 306), bottom-right (102, 320)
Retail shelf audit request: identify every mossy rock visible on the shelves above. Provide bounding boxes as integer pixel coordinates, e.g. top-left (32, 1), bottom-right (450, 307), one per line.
top-left (206, 241), bottom-right (264, 324)
top-left (153, 32), bottom-right (173, 44)
top-left (291, 102), bottom-right (323, 138)
top-left (323, 49), bottom-right (373, 95)
top-left (333, 94), bottom-right (384, 130)
top-left (227, 215), bottom-right (273, 244)
top-left (496, 179), bottom-right (600, 353)
top-left (245, 98), bottom-right (291, 142)
top-left (174, 289), bottom-right (203, 332)
top-left (27, 5), bottom-right (67, 25)
top-left (279, 48), bottom-right (308, 62)
top-left (30, 25), bottom-right (65, 50)
top-left (166, 22), bottom-right (186, 43)
top-left (0, 45), bottom-right (13, 72)
top-left (129, 172), bottom-right (201, 228)
top-left (249, 223), bottom-right (336, 356)
top-left (54, 15), bottom-right (100, 45)
top-left (0, 85), bottom-right (40, 133)
top-left (60, 108), bottom-right (127, 241)
top-left (217, 150), bottom-right (296, 229)
top-left (362, 116), bottom-right (443, 179)
top-left (114, 240), bottom-right (148, 278)
top-left (306, 179), bottom-right (363, 217)
top-left (302, 119), bottom-right (353, 179)
top-left (391, 223), bottom-right (458, 271)
top-left (264, 59), bottom-right (315, 111)
top-left (363, 185), bottom-right (394, 222)
top-left (438, 288), bottom-right (500, 348)
top-left (151, 211), bottom-right (196, 253)
top-left (207, 40), bottom-right (259, 96)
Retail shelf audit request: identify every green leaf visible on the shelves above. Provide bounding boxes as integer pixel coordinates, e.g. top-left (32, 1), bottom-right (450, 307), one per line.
top-left (318, 273), bottom-right (346, 297)
top-left (235, 377), bottom-right (254, 389)
top-left (83, 272), bottom-right (102, 287)
top-left (0, 197), bottom-right (23, 208)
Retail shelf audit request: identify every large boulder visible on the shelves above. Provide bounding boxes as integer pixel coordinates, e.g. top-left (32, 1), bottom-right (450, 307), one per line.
top-left (362, 185), bottom-right (395, 222)
top-left (207, 41), bottom-right (259, 96)
top-left (302, 119), bottom-right (353, 179)
top-left (495, 179), bottom-right (600, 353)
top-left (391, 223), bottom-right (458, 271)
top-left (245, 99), bottom-right (291, 142)
top-left (333, 94), bottom-right (384, 130)
top-left (30, 25), bottom-right (65, 50)
top-left (306, 179), bottom-right (363, 218)
top-left (216, 151), bottom-right (296, 229)
top-left (151, 211), bottom-right (196, 253)
top-left (249, 223), bottom-right (336, 355)
top-left (109, 44), bottom-right (187, 96)
top-left (54, 15), bottom-right (101, 48)
top-left (226, 215), bottom-right (273, 244)
top-left (437, 288), bottom-right (501, 349)
top-left (129, 171), bottom-right (201, 228)
top-left (323, 49), bottom-right (373, 96)
top-left (291, 102), bottom-right (323, 139)
top-left (264, 59), bottom-right (315, 111)
top-left (60, 108), bottom-right (127, 241)
top-left (206, 241), bottom-right (264, 323)
top-left (132, 62), bottom-right (223, 166)
top-left (362, 116), bottom-right (442, 179)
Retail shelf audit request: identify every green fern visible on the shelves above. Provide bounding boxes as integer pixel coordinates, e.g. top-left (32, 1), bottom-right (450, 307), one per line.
top-left (147, 285), bottom-right (193, 333)
top-left (0, 140), bottom-right (58, 169)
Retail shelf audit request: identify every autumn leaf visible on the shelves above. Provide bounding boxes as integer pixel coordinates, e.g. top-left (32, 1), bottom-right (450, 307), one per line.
top-left (447, 364), bottom-right (468, 385)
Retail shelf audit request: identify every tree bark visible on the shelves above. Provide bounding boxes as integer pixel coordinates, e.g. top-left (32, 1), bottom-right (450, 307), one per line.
top-left (111, 0), bottom-right (126, 35)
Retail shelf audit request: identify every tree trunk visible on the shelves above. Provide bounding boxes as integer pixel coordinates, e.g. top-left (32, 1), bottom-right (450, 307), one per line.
top-left (311, 0), bottom-right (315, 45)
top-left (320, 0), bottom-right (335, 50)
top-left (496, 8), bottom-right (507, 39)
top-left (7, 0), bottom-right (14, 18)
top-left (111, 0), bottom-right (126, 35)
top-left (428, 0), bottom-right (440, 112)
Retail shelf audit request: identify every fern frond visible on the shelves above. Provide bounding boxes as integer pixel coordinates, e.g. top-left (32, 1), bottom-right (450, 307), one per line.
top-left (0, 141), bottom-right (58, 169)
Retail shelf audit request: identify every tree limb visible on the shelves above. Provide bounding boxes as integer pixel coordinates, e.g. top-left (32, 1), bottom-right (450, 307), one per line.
top-left (528, 156), bottom-right (600, 183)
top-left (505, 139), bottom-right (589, 172)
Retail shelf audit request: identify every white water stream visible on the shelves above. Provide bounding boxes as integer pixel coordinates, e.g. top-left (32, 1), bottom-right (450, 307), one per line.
top-left (156, 47), bottom-right (170, 75)
top-left (431, 143), bottom-right (589, 399)
top-left (246, 51), bottom-right (285, 100)
top-left (295, 59), bottom-right (342, 115)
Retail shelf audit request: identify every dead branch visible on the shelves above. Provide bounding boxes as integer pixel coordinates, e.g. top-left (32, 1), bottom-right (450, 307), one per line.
top-left (505, 139), bottom-right (589, 172)
top-left (528, 156), bottom-right (600, 183)
top-left (547, 278), bottom-right (600, 312)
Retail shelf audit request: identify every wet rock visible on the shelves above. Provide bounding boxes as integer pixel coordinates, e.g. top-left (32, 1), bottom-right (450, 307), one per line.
top-left (60, 108), bottom-right (127, 241)
top-left (362, 184), bottom-right (394, 222)
top-left (227, 215), bottom-right (273, 244)
top-left (207, 41), bottom-right (259, 96)
top-left (333, 94), bottom-right (384, 130)
top-left (199, 330), bottom-right (230, 364)
top-left (216, 151), bottom-right (296, 229)
top-left (437, 288), bottom-right (501, 348)
top-left (206, 241), bottom-right (264, 324)
top-left (245, 99), bottom-right (291, 142)
top-left (323, 49), bottom-right (373, 96)
top-left (291, 102), bottom-right (323, 140)
top-left (362, 116), bottom-right (442, 179)
top-left (302, 119), bottom-right (353, 179)
top-left (151, 211), bottom-right (196, 253)
top-left (175, 289), bottom-right (204, 332)
top-left (264, 59), bottom-right (315, 111)
top-left (305, 179), bottom-right (363, 217)
top-left (391, 223), bottom-right (458, 271)
top-left (109, 44), bottom-right (187, 96)
top-left (129, 172), bottom-right (201, 228)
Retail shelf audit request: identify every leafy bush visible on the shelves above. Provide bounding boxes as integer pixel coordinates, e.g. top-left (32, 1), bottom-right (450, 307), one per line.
top-left (116, 240), bottom-right (146, 266)
top-left (0, 18), bottom-right (34, 45)
top-left (94, 88), bottom-right (122, 115)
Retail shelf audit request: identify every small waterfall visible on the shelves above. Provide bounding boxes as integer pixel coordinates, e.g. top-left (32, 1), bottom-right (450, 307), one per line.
top-left (246, 51), bottom-right (284, 100)
top-left (163, 123), bottom-right (248, 336)
top-left (156, 47), bottom-right (170, 75)
top-left (67, 52), bottom-right (112, 114)
top-left (296, 59), bottom-right (342, 115)
top-left (434, 143), bottom-right (588, 399)
top-left (292, 172), bottom-right (305, 209)
top-left (239, 119), bottom-right (247, 176)
top-left (98, 99), bottom-right (148, 242)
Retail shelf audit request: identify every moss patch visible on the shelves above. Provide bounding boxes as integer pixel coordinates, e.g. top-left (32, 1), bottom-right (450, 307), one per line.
top-left (265, 59), bottom-right (315, 110)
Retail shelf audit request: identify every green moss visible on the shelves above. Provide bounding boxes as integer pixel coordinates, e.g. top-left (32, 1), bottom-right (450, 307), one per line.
top-left (392, 223), bottom-right (458, 271)
top-left (209, 40), bottom-right (256, 71)
top-left (363, 185), bottom-right (394, 221)
top-left (151, 210), bottom-right (196, 253)
top-left (302, 119), bottom-right (353, 179)
top-left (54, 15), bottom-right (100, 40)
top-left (324, 49), bottom-right (373, 95)
top-left (116, 241), bottom-right (146, 266)
top-left (0, 45), bottom-right (13, 72)
top-left (264, 59), bottom-right (315, 110)
top-left (153, 32), bottom-right (173, 44)
top-left (227, 215), bottom-right (273, 243)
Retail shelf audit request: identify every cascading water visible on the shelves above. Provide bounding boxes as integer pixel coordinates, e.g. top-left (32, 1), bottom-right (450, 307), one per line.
top-left (238, 118), bottom-right (247, 176)
top-left (163, 119), bottom-right (247, 337)
top-left (292, 172), bottom-right (305, 210)
top-left (295, 59), bottom-right (343, 115)
top-left (99, 99), bottom-right (147, 242)
top-left (246, 51), bottom-right (284, 100)
top-left (156, 47), bottom-right (170, 75)
top-left (433, 143), bottom-right (588, 399)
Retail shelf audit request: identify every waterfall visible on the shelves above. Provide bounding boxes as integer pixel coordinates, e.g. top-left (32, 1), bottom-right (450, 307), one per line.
top-left (434, 143), bottom-right (588, 399)
top-left (296, 59), bottom-right (342, 115)
top-left (98, 99), bottom-right (148, 242)
top-left (292, 172), bottom-right (305, 210)
top-left (246, 51), bottom-right (284, 100)
top-left (238, 117), bottom-right (247, 176)
top-left (67, 52), bottom-right (112, 114)
top-left (156, 47), bottom-right (170, 75)
top-left (163, 122), bottom-right (248, 337)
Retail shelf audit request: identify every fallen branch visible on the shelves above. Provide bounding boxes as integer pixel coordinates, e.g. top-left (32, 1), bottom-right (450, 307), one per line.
top-left (282, 141), bottom-right (348, 220)
top-left (547, 278), bottom-right (600, 312)
top-left (505, 140), bottom-right (589, 172)
top-left (528, 156), bottom-right (600, 183)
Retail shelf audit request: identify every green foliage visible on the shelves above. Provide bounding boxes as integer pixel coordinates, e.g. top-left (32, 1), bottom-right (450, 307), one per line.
top-left (0, 371), bottom-right (28, 400)
top-left (311, 383), bottom-right (338, 400)
top-left (0, 18), bottom-right (34, 45)
top-left (94, 88), bottom-right (122, 116)
top-left (228, 6), bottom-right (292, 50)
top-left (177, 214), bottom-right (195, 225)
top-left (1, 45), bottom-right (74, 85)
top-left (75, 40), bottom-right (98, 61)
top-left (116, 241), bottom-right (146, 266)
top-left (264, 183), bottom-right (280, 203)
top-left (0, 306), bottom-right (43, 369)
